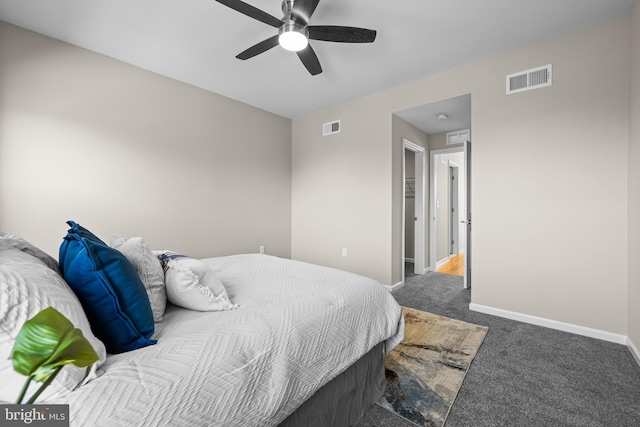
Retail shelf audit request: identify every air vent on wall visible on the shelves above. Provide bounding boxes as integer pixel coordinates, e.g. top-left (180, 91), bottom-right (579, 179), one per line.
top-left (446, 129), bottom-right (470, 145)
top-left (506, 64), bottom-right (552, 95)
top-left (323, 120), bottom-right (340, 136)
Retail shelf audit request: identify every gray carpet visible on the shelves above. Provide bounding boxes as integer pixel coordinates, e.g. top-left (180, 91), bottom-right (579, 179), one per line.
top-left (354, 271), bottom-right (640, 427)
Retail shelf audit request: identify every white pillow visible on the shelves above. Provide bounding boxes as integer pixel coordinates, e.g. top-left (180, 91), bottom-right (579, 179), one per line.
top-left (155, 252), bottom-right (238, 312)
top-left (0, 234), bottom-right (107, 404)
top-left (110, 236), bottom-right (166, 322)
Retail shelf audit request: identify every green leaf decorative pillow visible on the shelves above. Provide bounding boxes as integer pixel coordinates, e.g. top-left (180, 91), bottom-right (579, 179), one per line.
top-left (12, 307), bottom-right (99, 404)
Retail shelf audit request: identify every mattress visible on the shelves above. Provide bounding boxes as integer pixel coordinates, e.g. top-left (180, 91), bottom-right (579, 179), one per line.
top-left (57, 254), bottom-right (404, 426)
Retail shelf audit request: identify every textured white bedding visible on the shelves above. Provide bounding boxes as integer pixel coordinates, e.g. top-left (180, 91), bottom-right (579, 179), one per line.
top-left (58, 254), bottom-right (404, 426)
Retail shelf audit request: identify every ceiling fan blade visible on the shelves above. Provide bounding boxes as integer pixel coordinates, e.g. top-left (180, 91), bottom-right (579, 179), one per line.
top-left (236, 35), bottom-right (280, 60)
top-left (309, 26), bottom-right (377, 43)
top-left (214, 0), bottom-right (281, 28)
top-left (297, 45), bottom-right (322, 76)
top-left (291, 0), bottom-right (320, 23)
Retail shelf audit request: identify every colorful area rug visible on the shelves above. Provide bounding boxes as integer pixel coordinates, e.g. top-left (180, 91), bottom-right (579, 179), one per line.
top-left (377, 307), bottom-right (488, 427)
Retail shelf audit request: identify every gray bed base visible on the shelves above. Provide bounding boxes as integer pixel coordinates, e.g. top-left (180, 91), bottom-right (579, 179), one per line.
top-left (279, 342), bottom-right (386, 427)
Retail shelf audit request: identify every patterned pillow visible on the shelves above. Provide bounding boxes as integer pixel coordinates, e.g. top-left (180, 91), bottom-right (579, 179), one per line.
top-left (110, 236), bottom-right (166, 322)
top-left (156, 252), bottom-right (238, 312)
top-left (0, 232), bottom-right (107, 403)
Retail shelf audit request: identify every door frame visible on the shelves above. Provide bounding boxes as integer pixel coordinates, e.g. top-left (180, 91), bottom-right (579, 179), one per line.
top-left (430, 147), bottom-right (466, 279)
top-left (448, 161), bottom-right (460, 256)
top-left (463, 140), bottom-right (471, 289)
top-left (402, 139), bottom-right (426, 280)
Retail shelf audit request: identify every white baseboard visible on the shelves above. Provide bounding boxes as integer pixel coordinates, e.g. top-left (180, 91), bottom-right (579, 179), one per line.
top-left (385, 281), bottom-right (404, 293)
top-left (405, 266), bottom-right (430, 275)
top-left (436, 257), bottom-right (450, 267)
top-left (627, 337), bottom-right (640, 366)
top-left (469, 303), bottom-right (628, 345)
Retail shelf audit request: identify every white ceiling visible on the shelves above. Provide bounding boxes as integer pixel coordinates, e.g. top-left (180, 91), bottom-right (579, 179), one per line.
top-left (0, 0), bottom-right (634, 122)
top-left (395, 94), bottom-right (471, 135)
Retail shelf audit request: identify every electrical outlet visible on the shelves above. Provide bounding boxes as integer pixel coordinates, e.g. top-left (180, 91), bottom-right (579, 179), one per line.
top-left (341, 248), bottom-right (347, 257)
top-left (259, 246), bottom-right (265, 254)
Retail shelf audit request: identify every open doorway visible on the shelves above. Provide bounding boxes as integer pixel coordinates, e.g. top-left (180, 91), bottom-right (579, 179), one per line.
top-left (431, 149), bottom-right (466, 277)
top-left (403, 139), bottom-right (425, 279)
top-left (395, 94), bottom-right (471, 289)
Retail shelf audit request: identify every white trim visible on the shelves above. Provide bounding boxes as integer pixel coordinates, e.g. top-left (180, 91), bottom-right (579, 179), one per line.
top-left (412, 266), bottom-right (430, 275)
top-left (404, 257), bottom-right (415, 263)
top-left (469, 303), bottom-right (628, 345)
top-left (627, 337), bottom-right (640, 367)
top-left (430, 147), bottom-right (464, 279)
top-left (403, 139), bottom-right (426, 280)
top-left (436, 256), bottom-right (451, 267)
top-left (463, 139), bottom-right (471, 289)
top-left (448, 162), bottom-right (460, 255)
top-left (403, 140), bottom-right (424, 152)
top-left (384, 281), bottom-right (404, 293)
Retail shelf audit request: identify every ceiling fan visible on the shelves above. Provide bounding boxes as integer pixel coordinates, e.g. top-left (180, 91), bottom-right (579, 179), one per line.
top-left (214, 0), bottom-right (377, 76)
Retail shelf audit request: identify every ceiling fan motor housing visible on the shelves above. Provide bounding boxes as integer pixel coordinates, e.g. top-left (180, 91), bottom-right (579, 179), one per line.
top-left (279, 19), bottom-right (309, 38)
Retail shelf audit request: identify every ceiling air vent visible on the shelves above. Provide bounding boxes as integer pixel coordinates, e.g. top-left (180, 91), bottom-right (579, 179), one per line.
top-left (323, 120), bottom-right (340, 136)
top-left (506, 64), bottom-right (552, 95)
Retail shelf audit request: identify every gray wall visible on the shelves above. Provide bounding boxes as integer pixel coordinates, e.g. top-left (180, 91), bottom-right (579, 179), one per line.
top-left (0, 22), bottom-right (292, 259)
top-left (392, 115), bottom-right (429, 281)
top-left (629, 0), bottom-right (640, 355)
top-left (429, 131), bottom-right (463, 151)
top-left (292, 15), bottom-right (631, 337)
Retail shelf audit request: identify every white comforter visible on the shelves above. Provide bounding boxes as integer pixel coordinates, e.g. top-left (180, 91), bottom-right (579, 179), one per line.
top-left (59, 255), bottom-right (404, 426)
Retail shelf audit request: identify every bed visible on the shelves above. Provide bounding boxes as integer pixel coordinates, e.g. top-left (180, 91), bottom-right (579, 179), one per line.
top-left (0, 230), bottom-right (404, 426)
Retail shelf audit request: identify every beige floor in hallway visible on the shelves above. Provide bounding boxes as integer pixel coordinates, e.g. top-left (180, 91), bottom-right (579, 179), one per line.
top-left (435, 253), bottom-right (464, 276)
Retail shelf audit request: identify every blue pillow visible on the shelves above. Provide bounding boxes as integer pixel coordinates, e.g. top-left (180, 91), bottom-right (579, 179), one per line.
top-left (59, 221), bottom-right (156, 354)
top-left (62, 220), bottom-right (105, 245)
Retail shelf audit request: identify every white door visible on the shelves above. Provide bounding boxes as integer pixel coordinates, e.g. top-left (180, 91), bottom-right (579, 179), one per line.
top-left (463, 140), bottom-right (472, 289)
top-left (449, 164), bottom-right (459, 255)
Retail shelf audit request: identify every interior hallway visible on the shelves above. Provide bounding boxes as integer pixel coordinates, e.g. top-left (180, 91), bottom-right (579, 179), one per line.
top-left (436, 253), bottom-right (464, 276)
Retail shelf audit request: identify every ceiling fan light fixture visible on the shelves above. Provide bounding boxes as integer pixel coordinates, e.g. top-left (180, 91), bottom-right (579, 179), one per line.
top-left (278, 22), bottom-right (309, 52)
top-left (215, 0), bottom-right (377, 75)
